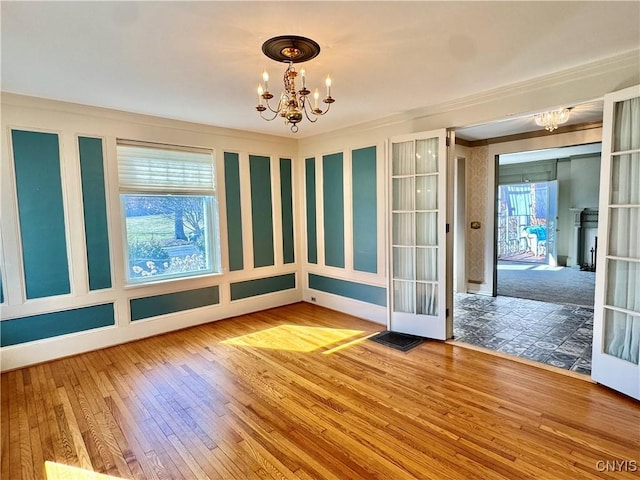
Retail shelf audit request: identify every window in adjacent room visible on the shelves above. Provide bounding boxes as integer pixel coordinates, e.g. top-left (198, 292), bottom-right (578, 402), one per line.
top-left (117, 141), bottom-right (221, 283)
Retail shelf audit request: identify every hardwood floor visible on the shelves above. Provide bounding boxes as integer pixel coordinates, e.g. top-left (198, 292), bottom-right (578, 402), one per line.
top-left (2, 302), bottom-right (638, 479)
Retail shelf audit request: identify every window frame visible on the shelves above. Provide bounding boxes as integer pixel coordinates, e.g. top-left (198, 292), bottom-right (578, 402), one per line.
top-left (117, 140), bottom-right (222, 285)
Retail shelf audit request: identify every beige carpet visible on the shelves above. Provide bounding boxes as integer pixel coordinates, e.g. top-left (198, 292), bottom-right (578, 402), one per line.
top-left (496, 261), bottom-right (595, 307)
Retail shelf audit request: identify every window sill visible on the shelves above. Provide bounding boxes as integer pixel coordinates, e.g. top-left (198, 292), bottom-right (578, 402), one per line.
top-left (123, 270), bottom-right (223, 290)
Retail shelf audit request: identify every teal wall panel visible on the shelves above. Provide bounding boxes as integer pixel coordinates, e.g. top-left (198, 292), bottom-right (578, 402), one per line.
top-left (130, 286), bottom-right (220, 321)
top-left (305, 158), bottom-right (317, 264)
top-left (308, 274), bottom-right (387, 307)
top-left (12, 130), bottom-right (70, 299)
top-left (230, 273), bottom-right (296, 301)
top-left (280, 158), bottom-right (295, 264)
top-left (224, 152), bottom-right (244, 271)
top-left (0, 303), bottom-right (114, 347)
top-left (249, 155), bottom-right (275, 268)
top-left (323, 153), bottom-right (345, 268)
top-left (352, 146), bottom-right (378, 273)
top-left (78, 137), bottom-right (112, 290)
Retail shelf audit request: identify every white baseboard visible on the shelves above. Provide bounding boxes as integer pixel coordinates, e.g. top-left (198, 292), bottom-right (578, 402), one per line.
top-left (303, 288), bottom-right (387, 325)
top-left (466, 282), bottom-right (493, 296)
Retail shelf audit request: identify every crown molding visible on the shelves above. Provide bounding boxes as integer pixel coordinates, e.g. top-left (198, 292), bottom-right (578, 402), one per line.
top-left (0, 92), bottom-right (296, 147)
top-left (305, 49), bottom-right (639, 142)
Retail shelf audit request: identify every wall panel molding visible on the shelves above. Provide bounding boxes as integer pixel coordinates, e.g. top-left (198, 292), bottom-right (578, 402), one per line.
top-left (0, 303), bottom-right (114, 347)
top-left (308, 273), bottom-right (386, 307)
top-left (224, 152), bottom-right (244, 271)
top-left (249, 155), bottom-right (275, 268)
top-left (305, 157), bottom-right (318, 264)
top-left (322, 153), bottom-right (345, 268)
top-left (230, 273), bottom-right (296, 301)
top-left (11, 129), bottom-right (71, 299)
top-left (352, 146), bottom-right (377, 273)
top-left (280, 158), bottom-right (295, 264)
top-left (78, 136), bottom-right (112, 290)
top-left (130, 285), bottom-right (220, 321)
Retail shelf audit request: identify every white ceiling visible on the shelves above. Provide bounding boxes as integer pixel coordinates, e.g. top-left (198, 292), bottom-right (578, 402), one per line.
top-left (2, 1), bottom-right (639, 139)
top-left (498, 142), bottom-right (602, 165)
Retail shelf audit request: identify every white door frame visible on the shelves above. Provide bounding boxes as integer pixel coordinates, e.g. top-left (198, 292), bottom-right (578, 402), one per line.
top-left (387, 129), bottom-right (451, 339)
top-left (453, 156), bottom-right (467, 294)
top-left (591, 84), bottom-right (640, 400)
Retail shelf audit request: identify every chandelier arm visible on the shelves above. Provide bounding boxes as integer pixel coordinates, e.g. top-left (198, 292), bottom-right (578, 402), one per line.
top-left (300, 98), bottom-right (319, 123)
top-left (320, 101), bottom-right (333, 115)
top-left (310, 100), bottom-right (332, 117)
top-left (263, 103), bottom-right (281, 115)
top-left (263, 95), bottom-right (285, 114)
top-left (258, 109), bottom-right (281, 122)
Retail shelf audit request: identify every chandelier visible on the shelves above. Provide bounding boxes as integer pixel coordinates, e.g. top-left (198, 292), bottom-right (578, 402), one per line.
top-left (256, 35), bottom-right (334, 133)
top-left (534, 108), bottom-right (571, 132)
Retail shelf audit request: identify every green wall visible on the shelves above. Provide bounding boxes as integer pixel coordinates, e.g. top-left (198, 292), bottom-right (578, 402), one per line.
top-left (352, 146), bottom-right (377, 273)
top-left (280, 158), bottom-right (295, 264)
top-left (224, 152), bottom-right (244, 271)
top-left (130, 286), bottom-right (220, 321)
top-left (231, 273), bottom-right (296, 301)
top-left (12, 130), bottom-right (70, 299)
top-left (305, 157), bottom-right (318, 264)
top-left (249, 155), bottom-right (275, 268)
top-left (1, 303), bottom-right (115, 347)
top-left (309, 274), bottom-right (386, 307)
top-left (78, 136), bottom-right (112, 290)
top-left (323, 153), bottom-right (345, 268)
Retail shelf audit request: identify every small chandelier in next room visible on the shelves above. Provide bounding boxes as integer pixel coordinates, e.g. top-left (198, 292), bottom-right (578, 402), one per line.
top-left (534, 108), bottom-right (571, 132)
top-left (255, 35), bottom-right (335, 133)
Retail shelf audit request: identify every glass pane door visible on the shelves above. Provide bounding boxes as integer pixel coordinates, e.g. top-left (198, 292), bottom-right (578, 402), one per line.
top-left (389, 130), bottom-right (448, 339)
top-left (592, 85), bottom-right (640, 400)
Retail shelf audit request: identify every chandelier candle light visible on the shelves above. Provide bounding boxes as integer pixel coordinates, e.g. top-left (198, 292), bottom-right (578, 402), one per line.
top-left (534, 108), bottom-right (571, 132)
top-left (256, 35), bottom-right (335, 133)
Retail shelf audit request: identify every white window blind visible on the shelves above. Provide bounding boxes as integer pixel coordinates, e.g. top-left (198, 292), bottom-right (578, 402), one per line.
top-left (117, 142), bottom-right (215, 194)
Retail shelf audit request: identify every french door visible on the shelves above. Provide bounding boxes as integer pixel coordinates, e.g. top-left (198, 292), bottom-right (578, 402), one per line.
top-left (591, 85), bottom-right (640, 400)
top-left (388, 129), bottom-right (450, 339)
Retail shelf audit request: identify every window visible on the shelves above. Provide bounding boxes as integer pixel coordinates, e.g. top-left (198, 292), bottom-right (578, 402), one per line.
top-left (117, 141), bottom-right (221, 283)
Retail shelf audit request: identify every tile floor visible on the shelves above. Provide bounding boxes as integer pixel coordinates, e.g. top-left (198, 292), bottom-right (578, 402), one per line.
top-left (454, 293), bottom-right (593, 375)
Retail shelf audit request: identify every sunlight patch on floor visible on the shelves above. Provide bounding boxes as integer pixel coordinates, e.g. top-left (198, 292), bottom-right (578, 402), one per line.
top-left (323, 332), bottom-right (378, 354)
top-left (497, 264), bottom-right (534, 270)
top-left (45, 461), bottom-right (127, 480)
top-left (532, 265), bottom-right (564, 271)
top-left (221, 325), bottom-right (365, 352)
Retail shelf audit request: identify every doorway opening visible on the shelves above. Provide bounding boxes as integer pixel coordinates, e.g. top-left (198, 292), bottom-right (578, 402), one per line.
top-left (494, 145), bottom-right (600, 310)
top-left (451, 118), bottom-right (601, 376)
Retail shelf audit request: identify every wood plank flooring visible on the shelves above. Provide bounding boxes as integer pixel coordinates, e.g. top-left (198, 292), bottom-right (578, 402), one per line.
top-left (2, 302), bottom-right (639, 479)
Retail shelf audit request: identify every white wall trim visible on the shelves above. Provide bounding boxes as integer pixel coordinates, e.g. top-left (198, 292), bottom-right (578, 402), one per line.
top-left (0, 92), bottom-right (297, 146)
top-left (298, 50), bottom-right (640, 151)
top-left (239, 152), bottom-right (254, 270)
top-left (467, 282), bottom-right (492, 296)
top-left (343, 149), bottom-right (354, 273)
top-left (302, 289), bottom-right (386, 325)
top-left (1, 96), bottom-right (300, 372)
top-left (1, 289), bottom-right (301, 371)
